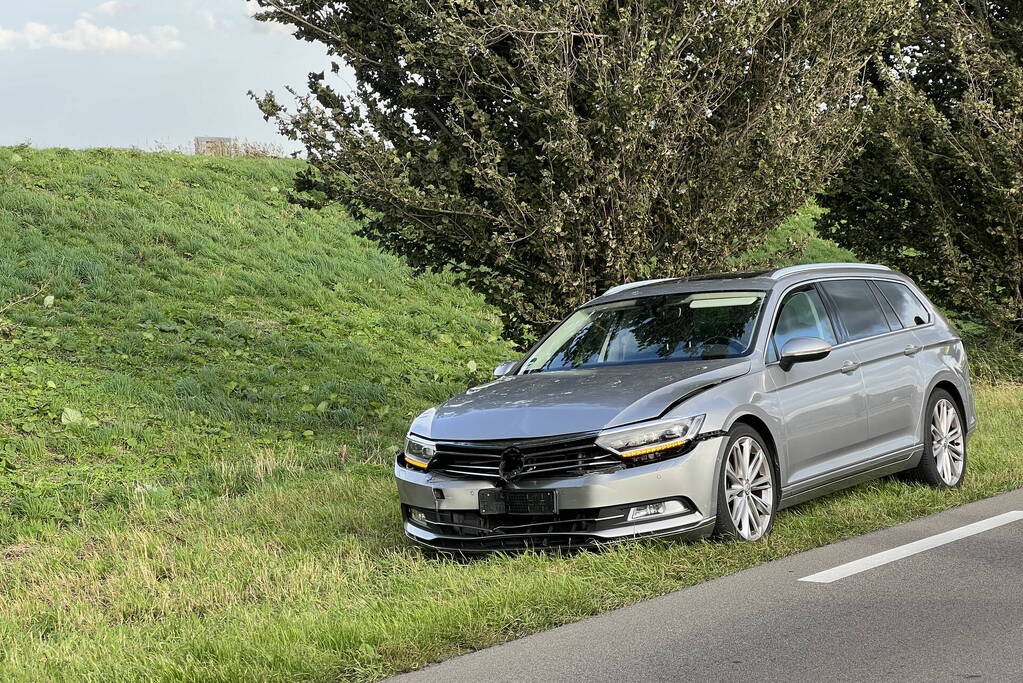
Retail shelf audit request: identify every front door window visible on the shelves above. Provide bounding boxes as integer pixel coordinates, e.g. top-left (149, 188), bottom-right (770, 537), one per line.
top-left (770, 288), bottom-right (837, 362)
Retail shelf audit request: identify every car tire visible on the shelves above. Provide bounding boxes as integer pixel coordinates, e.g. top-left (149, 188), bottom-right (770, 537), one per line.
top-left (712, 424), bottom-right (778, 541)
top-left (908, 389), bottom-right (967, 488)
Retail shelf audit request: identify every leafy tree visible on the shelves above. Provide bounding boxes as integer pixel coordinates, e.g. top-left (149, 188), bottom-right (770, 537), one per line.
top-left (819, 1), bottom-right (1023, 326)
top-left (253, 0), bottom-right (909, 338)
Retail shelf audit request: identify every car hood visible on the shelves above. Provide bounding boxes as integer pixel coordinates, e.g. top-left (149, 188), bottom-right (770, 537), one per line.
top-left (415, 359), bottom-right (751, 441)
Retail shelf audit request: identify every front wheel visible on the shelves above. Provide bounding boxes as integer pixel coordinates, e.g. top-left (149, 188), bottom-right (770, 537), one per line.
top-left (909, 389), bottom-right (967, 488)
top-left (713, 425), bottom-right (778, 541)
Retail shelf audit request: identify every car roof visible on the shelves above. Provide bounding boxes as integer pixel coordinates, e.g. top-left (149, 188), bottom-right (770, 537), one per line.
top-left (586, 263), bottom-right (901, 306)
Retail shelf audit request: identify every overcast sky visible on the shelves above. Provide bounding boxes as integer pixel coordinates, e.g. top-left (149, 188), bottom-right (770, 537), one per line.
top-left (0, 1), bottom-right (347, 152)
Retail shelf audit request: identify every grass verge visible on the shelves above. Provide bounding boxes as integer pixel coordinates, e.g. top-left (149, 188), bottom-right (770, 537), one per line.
top-left (0, 385), bottom-right (1018, 680)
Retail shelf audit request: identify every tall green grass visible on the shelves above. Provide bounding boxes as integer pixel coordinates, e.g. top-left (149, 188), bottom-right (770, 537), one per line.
top-left (0, 147), bottom-right (1019, 681)
top-left (0, 145), bottom-right (513, 535)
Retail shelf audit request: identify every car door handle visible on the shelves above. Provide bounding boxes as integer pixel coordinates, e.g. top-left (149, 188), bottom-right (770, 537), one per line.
top-left (903, 344), bottom-right (921, 356)
top-left (840, 361), bottom-right (860, 374)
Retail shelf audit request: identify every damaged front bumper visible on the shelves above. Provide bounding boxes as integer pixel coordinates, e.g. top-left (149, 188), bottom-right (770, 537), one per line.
top-left (394, 435), bottom-right (726, 553)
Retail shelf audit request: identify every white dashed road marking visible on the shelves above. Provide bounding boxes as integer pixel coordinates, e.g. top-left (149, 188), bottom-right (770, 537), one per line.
top-left (799, 510), bottom-right (1023, 584)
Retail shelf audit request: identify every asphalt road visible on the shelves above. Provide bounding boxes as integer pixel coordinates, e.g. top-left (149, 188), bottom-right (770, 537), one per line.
top-left (395, 489), bottom-right (1023, 682)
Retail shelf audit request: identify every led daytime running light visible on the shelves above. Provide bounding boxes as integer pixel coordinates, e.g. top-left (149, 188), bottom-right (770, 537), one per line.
top-left (403, 436), bottom-right (436, 469)
top-left (405, 455), bottom-right (430, 468)
top-left (619, 438), bottom-right (690, 458)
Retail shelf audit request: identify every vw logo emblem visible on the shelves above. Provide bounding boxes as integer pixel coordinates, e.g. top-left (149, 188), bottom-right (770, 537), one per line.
top-left (499, 447), bottom-right (525, 483)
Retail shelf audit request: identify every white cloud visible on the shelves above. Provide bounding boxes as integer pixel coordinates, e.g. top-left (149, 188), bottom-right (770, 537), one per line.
top-left (200, 10), bottom-right (221, 31)
top-left (0, 18), bottom-right (184, 54)
top-left (244, 1), bottom-right (294, 36)
top-left (0, 25), bottom-right (20, 51)
top-left (244, 1), bottom-right (265, 19)
top-left (93, 1), bottom-right (129, 16)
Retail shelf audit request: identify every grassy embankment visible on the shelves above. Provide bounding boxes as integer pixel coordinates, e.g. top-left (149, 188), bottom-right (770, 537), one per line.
top-left (0, 146), bottom-right (1020, 680)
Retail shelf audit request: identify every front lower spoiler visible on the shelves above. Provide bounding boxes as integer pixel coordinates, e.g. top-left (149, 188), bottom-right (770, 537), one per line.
top-left (403, 512), bottom-right (717, 554)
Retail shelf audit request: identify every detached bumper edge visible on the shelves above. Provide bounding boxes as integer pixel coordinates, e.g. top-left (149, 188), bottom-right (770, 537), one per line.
top-left (403, 512), bottom-right (716, 554)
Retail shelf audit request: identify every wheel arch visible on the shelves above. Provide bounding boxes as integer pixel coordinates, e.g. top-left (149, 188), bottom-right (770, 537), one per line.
top-left (728, 413), bottom-right (781, 482)
top-left (920, 372), bottom-right (972, 442)
top-left (932, 379), bottom-right (965, 424)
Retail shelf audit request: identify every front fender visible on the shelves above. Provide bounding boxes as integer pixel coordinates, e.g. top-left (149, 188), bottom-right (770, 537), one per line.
top-left (664, 369), bottom-right (786, 479)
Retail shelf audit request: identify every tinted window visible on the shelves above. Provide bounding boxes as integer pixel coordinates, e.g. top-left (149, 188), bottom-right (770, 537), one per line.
top-left (770, 288), bottom-right (837, 361)
top-left (820, 280), bottom-right (891, 341)
top-left (876, 281), bottom-right (930, 327)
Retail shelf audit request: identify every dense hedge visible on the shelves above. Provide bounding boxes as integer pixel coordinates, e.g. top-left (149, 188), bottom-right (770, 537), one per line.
top-left (820, 1), bottom-right (1023, 329)
top-left (254, 0), bottom-right (910, 339)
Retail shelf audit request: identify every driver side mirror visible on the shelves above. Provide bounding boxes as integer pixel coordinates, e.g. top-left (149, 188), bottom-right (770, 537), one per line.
top-left (779, 337), bottom-right (832, 371)
top-left (493, 360), bottom-right (517, 377)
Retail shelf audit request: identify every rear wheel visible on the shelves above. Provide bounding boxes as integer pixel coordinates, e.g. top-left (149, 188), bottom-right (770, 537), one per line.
top-left (909, 389), bottom-right (966, 487)
top-left (713, 425), bottom-right (777, 541)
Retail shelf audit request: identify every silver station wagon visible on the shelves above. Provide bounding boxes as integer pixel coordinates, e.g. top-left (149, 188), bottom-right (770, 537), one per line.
top-left (395, 263), bottom-right (977, 552)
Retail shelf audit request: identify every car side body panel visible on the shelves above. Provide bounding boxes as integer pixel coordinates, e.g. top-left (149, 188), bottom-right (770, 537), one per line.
top-left (849, 330), bottom-right (926, 459)
top-left (762, 344), bottom-right (869, 487)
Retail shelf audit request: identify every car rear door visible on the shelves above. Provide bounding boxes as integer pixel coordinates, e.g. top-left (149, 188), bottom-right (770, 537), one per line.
top-left (764, 284), bottom-right (869, 487)
top-left (818, 279), bottom-right (925, 461)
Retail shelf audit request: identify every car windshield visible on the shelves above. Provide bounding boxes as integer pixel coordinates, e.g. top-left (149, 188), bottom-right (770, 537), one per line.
top-left (520, 291), bottom-right (766, 373)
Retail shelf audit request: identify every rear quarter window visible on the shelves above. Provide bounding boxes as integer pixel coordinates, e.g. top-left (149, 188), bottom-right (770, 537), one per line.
top-left (875, 280), bottom-right (931, 327)
top-left (820, 279), bottom-right (891, 341)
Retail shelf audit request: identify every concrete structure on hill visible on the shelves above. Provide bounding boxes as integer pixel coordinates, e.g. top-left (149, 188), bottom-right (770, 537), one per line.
top-left (194, 137), bottom-right (237, 156)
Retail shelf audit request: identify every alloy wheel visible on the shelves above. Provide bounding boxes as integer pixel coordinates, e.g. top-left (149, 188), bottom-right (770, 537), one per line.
top-left (724, 436), bottom-right (774, 540)
top-left (931, 398), bottom-right (964, 486)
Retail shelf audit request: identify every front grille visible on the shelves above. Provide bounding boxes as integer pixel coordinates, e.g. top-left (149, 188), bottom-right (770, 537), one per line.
top-left (430, 433), bottom-right (622, 480)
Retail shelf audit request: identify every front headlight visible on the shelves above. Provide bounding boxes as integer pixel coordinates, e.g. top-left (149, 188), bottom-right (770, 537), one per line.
top-left (596, 415), bottom-right (706, 462)
top-left (403, 435), bottom-right (436, 469)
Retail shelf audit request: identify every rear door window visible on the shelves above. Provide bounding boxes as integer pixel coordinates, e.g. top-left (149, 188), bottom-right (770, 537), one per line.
top-left (820, 280), bottom-right (891, 341)
top-left (867, 281), bottom-right (903, 330)
top-left (875, 281), bottom-right (930, 327)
